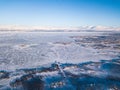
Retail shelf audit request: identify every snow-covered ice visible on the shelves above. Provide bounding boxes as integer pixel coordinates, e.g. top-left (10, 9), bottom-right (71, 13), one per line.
top-left (0, 31), bottom-right (120, 90)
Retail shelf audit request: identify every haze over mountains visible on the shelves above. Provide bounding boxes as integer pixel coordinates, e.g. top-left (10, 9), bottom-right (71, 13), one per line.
top-left (0, 25), bottom-right (120, 32)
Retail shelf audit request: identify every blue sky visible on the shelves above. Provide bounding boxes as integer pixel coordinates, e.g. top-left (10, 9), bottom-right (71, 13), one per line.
top-left (0, 0), bottom-right (120, 27)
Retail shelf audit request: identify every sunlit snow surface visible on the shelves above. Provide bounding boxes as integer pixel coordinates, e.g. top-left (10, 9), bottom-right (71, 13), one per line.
top-left (0, 31), bottom-right (120, 90)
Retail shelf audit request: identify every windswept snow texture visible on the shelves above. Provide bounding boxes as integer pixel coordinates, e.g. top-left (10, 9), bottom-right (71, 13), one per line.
top-left (0, 31), bottom-right (120, 90)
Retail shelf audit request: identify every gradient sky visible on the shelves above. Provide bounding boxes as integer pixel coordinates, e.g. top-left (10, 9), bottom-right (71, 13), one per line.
top-left (0, 0), bottom-right (120, 27)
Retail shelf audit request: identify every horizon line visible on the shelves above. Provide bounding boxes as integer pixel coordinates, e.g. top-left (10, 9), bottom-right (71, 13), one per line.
top-left (0, 25), bottom-right (120, 31)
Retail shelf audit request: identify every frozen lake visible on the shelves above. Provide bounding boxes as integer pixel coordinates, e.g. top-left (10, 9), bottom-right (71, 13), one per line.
top-left (0, 31), bottom-right (120, 70)
top-left (0, 31), bottom-right (120, 90)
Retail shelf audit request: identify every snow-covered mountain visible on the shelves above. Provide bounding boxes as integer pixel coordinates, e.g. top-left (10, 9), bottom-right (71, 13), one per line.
top-left (0, 25), bottom-right (120, 31)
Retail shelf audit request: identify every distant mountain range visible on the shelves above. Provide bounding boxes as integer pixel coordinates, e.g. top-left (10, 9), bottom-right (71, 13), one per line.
top-left (0, 25), bottom-right (120, 32)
